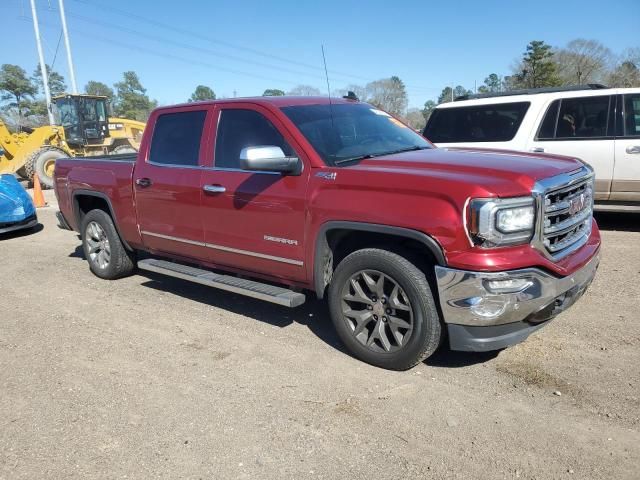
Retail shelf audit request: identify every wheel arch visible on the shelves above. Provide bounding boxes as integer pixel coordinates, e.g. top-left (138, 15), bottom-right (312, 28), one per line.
top-left (313, 221), bottom-right (446, 299)
top-left (72, 190), bottom-right (133, 251)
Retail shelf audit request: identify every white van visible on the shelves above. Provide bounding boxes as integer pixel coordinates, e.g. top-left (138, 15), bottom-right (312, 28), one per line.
top-left (423, 85), bottom-right (640, 211)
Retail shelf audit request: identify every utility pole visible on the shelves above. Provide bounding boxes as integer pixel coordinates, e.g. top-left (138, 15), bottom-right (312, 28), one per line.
top-left (30, 0), bottom-right (55, 125)
top-left (58, 0), bottom-right (78, 94)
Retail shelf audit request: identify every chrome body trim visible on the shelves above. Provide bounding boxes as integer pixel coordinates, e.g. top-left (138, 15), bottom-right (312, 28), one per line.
top-left (140, 230), bottom-right (304, 266)
top-left (147, 161), bottom-right (204, 170)
top-left (435, 251), bottom-right (599, 327)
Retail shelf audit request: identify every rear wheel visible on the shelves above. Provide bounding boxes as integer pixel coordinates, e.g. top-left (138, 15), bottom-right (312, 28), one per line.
top-left (24, 146), bottom-right (68, 189)
top-left (328, 248), bottom-right (442, 370)
top-left (80, 209), bottom-right (135, 279)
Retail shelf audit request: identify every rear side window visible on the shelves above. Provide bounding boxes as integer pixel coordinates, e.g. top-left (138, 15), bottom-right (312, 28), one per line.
top-left (423, 102), bottom-right (529, 143)
top-left (537, 100), bottom-right (560, 140)
top-left (624, 94), bottom-right (640, 137)
top-left (214, 109), bottom-right (294, 169)
top-left (537, 95), bottom-right (612, 140)
top-left (149, 110), bottom-right (206, 166)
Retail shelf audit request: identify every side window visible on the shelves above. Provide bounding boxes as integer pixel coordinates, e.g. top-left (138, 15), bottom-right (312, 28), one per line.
top-left (149, 110), bottom-right (206, 166)
top-left (555, 96), bottom-right (611, 139)
top-left (624, 94), bottom-right (640, 137)
top-left (423, 102), bottom-right (530, 143)
top-left (537, 100), bottom-right (560, 140)
top-left (214, 109), bottom-right (294, 169)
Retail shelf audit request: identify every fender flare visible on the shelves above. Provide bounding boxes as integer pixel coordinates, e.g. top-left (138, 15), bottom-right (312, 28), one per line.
top-left (71, 189), bottom-right (134, 251)
top-left (313, 221), bottom-right (446, 298)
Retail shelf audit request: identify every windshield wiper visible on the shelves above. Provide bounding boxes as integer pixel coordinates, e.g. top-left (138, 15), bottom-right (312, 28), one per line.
top-left (334, 145), bottom-right (430, 166)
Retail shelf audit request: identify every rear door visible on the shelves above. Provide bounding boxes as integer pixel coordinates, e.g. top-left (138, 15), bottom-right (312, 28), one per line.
top-left (134, 106), bottom-right (211, 261)
top-left (612, 92), bottom-right (640, 202)
top-left (200, 103), bottom-right (309, 282)
top-left (527, 95), bottom-right (615, 201)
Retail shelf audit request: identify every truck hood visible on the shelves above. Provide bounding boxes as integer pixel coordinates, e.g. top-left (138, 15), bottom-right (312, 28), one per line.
top-left (347, 147), bottom-right (583, 197)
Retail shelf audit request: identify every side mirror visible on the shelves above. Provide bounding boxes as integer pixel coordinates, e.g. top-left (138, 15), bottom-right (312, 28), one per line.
top-left (239, 146), bottom-right (300, 174)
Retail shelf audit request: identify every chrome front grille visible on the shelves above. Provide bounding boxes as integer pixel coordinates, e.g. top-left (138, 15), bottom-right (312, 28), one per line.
top-left (540, 170), bottom-right (594, 257)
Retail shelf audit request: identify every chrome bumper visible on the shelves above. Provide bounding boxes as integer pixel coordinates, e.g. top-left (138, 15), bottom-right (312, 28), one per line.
top-left (434, 252), bottom-right (600, 327)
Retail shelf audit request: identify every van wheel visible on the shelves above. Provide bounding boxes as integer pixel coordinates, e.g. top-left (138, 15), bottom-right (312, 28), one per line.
top-left (328, 248), bottom-right (442, 370)
top-left (80, 209), bottom-right (135, 279)
top-left (24, 146), bottom-right (67, 189)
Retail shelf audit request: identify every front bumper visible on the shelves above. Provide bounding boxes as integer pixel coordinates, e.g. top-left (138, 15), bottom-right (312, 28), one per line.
top-left (435, 251), bottom-right (600, 351)
top-left (0, 214), bottom-right (38, 234)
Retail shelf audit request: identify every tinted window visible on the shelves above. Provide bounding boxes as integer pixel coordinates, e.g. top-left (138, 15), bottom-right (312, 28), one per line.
top-left (537, 100), bottom-right (560, 140)
top-left (423, 102), bottom-right (530, 143)
top-left (215, 109), bottom-right (294, 169)
top-left (149, 110), bottom-right (206, 166)
top-left (624, 94), bottom-right (640, 137)
top-left (555, 96), bottom-right (610, 139)
top-left (282, 103), bottom-right (430, 166)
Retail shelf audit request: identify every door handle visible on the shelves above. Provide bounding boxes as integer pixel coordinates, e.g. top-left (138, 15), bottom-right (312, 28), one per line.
top-left (135, 177), bottom-right (152, 188)
top-left (203, 184), bottom-right (226, 194)
top-left (626, 145), bottom-right (640, 154)
top-left (529, 147), bottom-right (545, 153)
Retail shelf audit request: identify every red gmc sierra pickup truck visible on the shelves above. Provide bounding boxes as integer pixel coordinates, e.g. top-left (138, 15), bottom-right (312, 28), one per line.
top-left (54, 96), bottom-right (601, 370)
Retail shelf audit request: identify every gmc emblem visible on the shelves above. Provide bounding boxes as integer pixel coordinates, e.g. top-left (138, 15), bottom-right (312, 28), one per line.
top-left (569, 193), bottom-right (588, 215)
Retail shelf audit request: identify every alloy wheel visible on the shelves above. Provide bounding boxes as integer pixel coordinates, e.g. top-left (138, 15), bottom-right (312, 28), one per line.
top-left (340, 270), bottom-right (414, 353)
top-left (85, 221), bottom-right (111, 269)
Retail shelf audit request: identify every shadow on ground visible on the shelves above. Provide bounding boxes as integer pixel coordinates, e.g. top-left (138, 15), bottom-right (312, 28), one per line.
top-left (140, 270), bottom-right (498, 369)
top-left (594, 211), bottom-right (640, 232)
top-left (67, 244), bottom-right (501, 369)
top-left (0, 223), bottom-right (44, 240)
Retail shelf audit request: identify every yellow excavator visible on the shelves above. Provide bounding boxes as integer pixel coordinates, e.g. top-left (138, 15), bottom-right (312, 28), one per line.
top-left (0, 94), bottom-right (145, 188)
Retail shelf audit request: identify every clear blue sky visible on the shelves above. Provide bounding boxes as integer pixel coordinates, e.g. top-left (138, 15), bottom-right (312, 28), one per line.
top-left (3, 0), bottom-right (639, 108)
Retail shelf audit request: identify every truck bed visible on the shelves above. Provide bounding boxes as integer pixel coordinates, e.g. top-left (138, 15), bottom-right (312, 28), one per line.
top-left (54, 154), bottom-right (141, 247)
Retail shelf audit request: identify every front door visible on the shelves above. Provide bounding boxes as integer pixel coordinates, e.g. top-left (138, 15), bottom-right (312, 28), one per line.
top-left (528, 95), bottom-right (615, 201)
top-left (200, 104), bottom-right (309, 283)
top-left (134, 107), bottom-right (210, 261)
top-left (612, 93), bottom-right (640, 202)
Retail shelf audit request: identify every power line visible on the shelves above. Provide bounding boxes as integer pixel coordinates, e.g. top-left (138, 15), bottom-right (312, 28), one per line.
top-left (68, 0), bottom-right (443, 92)
top-left (19, 15), bottom-right (310, 88)
top-left (70, 0), bottom-right (368, 81)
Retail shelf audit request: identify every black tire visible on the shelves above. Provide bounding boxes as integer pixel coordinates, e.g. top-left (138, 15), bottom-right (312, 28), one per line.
top-left (24, 146), bottom-right (67, 189)
top-left (80, 209), bottom-right (135, 280)
top-left (328, 248), bottom-right (442, 370)
top-left (110, 144), bottom-right (137, 155)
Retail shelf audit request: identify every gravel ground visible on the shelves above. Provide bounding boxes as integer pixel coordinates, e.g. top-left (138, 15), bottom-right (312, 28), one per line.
top-left (1, 192), bottom-right (638, 479)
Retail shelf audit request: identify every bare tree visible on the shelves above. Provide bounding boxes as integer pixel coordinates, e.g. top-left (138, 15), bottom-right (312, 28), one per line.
top-left (365, 76), bottom-right (408, 116)
top-left (606, 48), bottom-right (640, 87)
top-left (403, 108), bottom-right (426, 131)
top-left (287, 85), bottom-right (323, 96)
top-left (555, 39), bottom-right (612, 85)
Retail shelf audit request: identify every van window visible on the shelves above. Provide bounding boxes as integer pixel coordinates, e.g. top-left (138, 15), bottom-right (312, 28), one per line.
top-left (555, 96), bottom-right (611, 139)
top-left (537, 100), bottom-right (560, 140)
top-left (149, 110), bottom-right (206, 166)
top-left (215, 109), bottom-right (294, 169)
top-left (537, 95), bottom-right (612, 140)
top-left (624, 94), bottom-right (640, 137)
top-left (423, 102), bottom-right (530, 143)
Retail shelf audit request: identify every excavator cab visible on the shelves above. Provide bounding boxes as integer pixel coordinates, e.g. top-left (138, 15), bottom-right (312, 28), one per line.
top-left (53, 94), bottom-right (110, 146)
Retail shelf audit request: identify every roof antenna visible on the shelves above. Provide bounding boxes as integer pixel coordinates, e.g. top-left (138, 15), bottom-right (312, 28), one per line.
top-left (321, 45), bottom-right (335, 129)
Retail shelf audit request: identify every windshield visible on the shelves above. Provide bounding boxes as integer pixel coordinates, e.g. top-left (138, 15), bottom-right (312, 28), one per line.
top-left (281, 103), bottom-right (431, 166)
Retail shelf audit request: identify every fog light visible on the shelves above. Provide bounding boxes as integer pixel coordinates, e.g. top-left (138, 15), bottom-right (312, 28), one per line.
top-left (484, 278), bottom-right (533, 294)
top-left (468, 296), bottom-right (508, 319)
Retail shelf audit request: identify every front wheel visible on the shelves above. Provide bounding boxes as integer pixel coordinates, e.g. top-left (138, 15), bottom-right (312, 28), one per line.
top-left (80, 209), bottom-right (135, 279)
top-left (328, 248), bottom-right (442, 370)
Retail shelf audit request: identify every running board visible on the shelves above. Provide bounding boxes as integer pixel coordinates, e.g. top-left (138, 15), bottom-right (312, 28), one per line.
top-left (138, 259), bottom-right (306, 308)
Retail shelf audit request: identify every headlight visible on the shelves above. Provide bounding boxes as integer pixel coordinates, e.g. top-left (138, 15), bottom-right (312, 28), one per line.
top-left (468, 197), bottom-right (535, 247)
